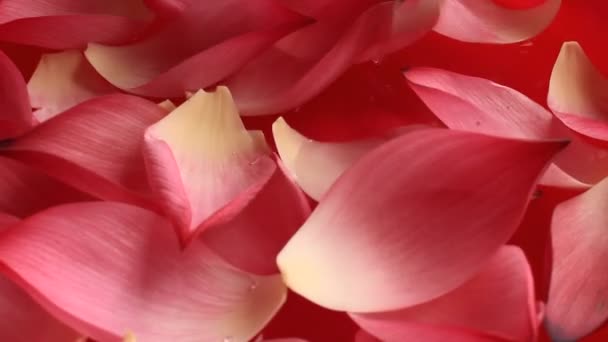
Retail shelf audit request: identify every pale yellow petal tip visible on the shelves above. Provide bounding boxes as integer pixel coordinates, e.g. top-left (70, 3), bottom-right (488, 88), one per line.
top-left (158, 99), bottom-right (177, 112)
top-left (123, 331), bottom-right (137, 342)
top-left (272, 117), bottom-right (307, 174)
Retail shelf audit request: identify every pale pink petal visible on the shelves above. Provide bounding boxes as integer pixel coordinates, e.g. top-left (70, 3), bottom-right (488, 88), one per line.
top-left (404, 67), bottom-right (556, 139)
top-left (0, 202), bottom-right (287, 342)
top-left (538, 164), bottom-right (590, 191)
top-left (85, 0), bottom-right (302, 97)
top-left (228, 0), bottom-right (439, 115)
top-left (0, 156), bottom-right (91, 217)
top-left (27, 50), bottom-right (116, 122)
top-left (546, 177), bottom-right (608, 341)
top-left (277, 128), bottom-right (566, 312)
top-left (0, 49), bottom-right (34, 139)
top-left (354, 328), bottom-right (508, 342)
top-left (548, 41), bottom-right (608, 143)
top-left (144, 87), bottom-right (276, 242)
top-left (0, 0), bottom-right (152, 49)
top-left (3, 95), bottom-right (165, 207)
top-left (202, 157), bottom-right (311, 275)
top-left (351, 246), bottom-right (538, 341)
top-left (434, 0), bottom-right (561, 43)
top-left (272, 117), bottom-right (384, 200)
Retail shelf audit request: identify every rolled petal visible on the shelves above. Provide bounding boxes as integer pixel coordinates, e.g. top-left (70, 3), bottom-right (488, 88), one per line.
top-left (0, 49), bottom-right (34, 139)
top-left (404, 67), bottom-right (556, 139)
top-left (0, 202), bottom-right (287, 342)
top-left (144, 87), bottom-right (276, 242)
top-left (85, 0), bottom-right (302, 97)
top-left (548, 41), bottom-right (608, 143)
top-left (546, 177), bottom-right (608, 341)
top-left (2, 95), bottom-right (165, 207)
top-left (202, 157), bottom-right (311, 275)
top-left (277, 128), bottom-right (566, 312)
top-left (27, 50), bottom-right (116, 122)
top-left (273, 117), bottom-right (384, 200)
top-left (0, 0), bottom-right (152, 49)
top-left (351, 246), bottom-right (538, 341)
top-left (228, 0), bottom-right (439, 115)
top-left (434, 0), bottom-right (561, 43)
top-left (0, 156), bottom-right (91, 217)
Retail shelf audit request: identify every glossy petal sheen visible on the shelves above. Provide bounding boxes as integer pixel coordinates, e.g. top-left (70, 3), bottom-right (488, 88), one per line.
top-left (85, 0), bottom-right (302, 97)
top-left (144, 87), bottom-right (276, 242)
top-left (3, 95), bottom-right (165, 207)
top-left (546, 178), bottom-right (608, 341)
top-left (277, 128), bottom-right (566, 312)
top-left (27, 50), bottom-right (116, 122)
top-left (0, 0), bottom-right (151, 48)
top-left (351, 246), bottom-right (538, 341)
top-left (0, 49), bottom-right (34, 139)
top-left (0, 202), bottom-right (287, 342)
top-left (548, 41), bottom-right (608, 143)
top-left (228, 0), bottom-right (439, 115)
top-left (203, 158), bottom-right (311, 275)
top-left (434, 0), bottom-right (561, 43)
top-left (272, 117), bottom-right (384, 200)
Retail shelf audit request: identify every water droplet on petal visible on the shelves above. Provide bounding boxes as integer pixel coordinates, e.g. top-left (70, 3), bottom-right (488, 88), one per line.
top-left (249, 282), bottom-right (258, 292)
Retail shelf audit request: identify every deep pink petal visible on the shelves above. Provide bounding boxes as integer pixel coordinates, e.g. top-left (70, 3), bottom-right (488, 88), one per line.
top-left (354, 328), bottom-right (508, 342)
top-left (548, 41), bottom-right (608, 144)
top-left (278, 0), bottom-right (379, 19)
top-left (0, 49), bottom-right (34, 139)
top-left (227, 0), bottom-right (439, 115)
top-left (0, 202), bottom-right (287, 342)
top-left (0, 0), bottom-right (151, 49)
top-left (143, 87), bottom-right (276, 242)
top-left (434, 0), bottom-right (561, 43)
top-left (203, 157), bottom-right (311, 275)
top-left (351, 246), bottom-right (538, 341)
top-left (2, 95), bottom-right (166, 208)
top-left (85, 0), bottom-right (303, 97)
top-left (0, 156), bottom-right (91, 217)
top-left (546, 178), bottom-right (608, 341)
top-left (27, 50), bottom-right (116, 122)
top-left (277, 128), bottom-right (566, 312)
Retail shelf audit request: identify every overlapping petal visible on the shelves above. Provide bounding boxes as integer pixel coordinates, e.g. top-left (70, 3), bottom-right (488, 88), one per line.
top-left (434, 0), bottom-right (561, 43)
top-left (227, 0), bottom-right (440, 115)
top-left (548, 41), bottom-right (608, 144)
top-left (0, 202), bottom-right (287, 342)
top-left (546, 177), bottom-right (608, 341)
top-left (27, 50), bottom-right (116, 122)
top-left (85, 0), bottom-right (303, 98)
top-left (143, 87), bottom-right (276, 242)
top-left (0, 49), bottom-right (34, 139)
top-left (351, 246), bottom-right (538, 341)
top-left (354, 328), bottom-right (507, 342)
top-left (277, 128), bottom-right (566, 312)
top-left (2, 95), bottom-right (166, 207)
top-left (0, 0), bottom-right (152, 49)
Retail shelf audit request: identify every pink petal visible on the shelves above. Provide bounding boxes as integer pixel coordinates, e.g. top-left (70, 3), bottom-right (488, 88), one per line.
top-left (355, 328), bottom-right (508, 342)
top-left (548, 41), bottom-right (608, 143)
top-left (202, 157), bottom-right (311, 275)
top-left (434, 0), bottom-right (561, 43)
top-left (144, 87), bottom-right (276, 242)
top-left (272, 117), bottom-right (385, 200)
top-left (227, 0), bottom-right (439, 115)
top-left (0, 156), bottom-right (91, 217)
top-left (277, 128), bottom-right (566, 312)
top-left (27, 50), bottom-right (116, 122)
top-left (278, 0), bottom-right (378, 19)
top-left (351, 246), bottom-right (538, 341)
top-left (0, 202), bottom-right (287, 342)
top-left (0, 0), bottom-right (152, 49)
top-left (85, 0), bottom-right (303, 97)
top-left (3, 95), bottom-right (166, 207)
top-left (546, 177), bottom-right (608, 341)
top-left (404, 67), bottom-right (557, 139)
top-left (0, 49), bottom-right (34, 139)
